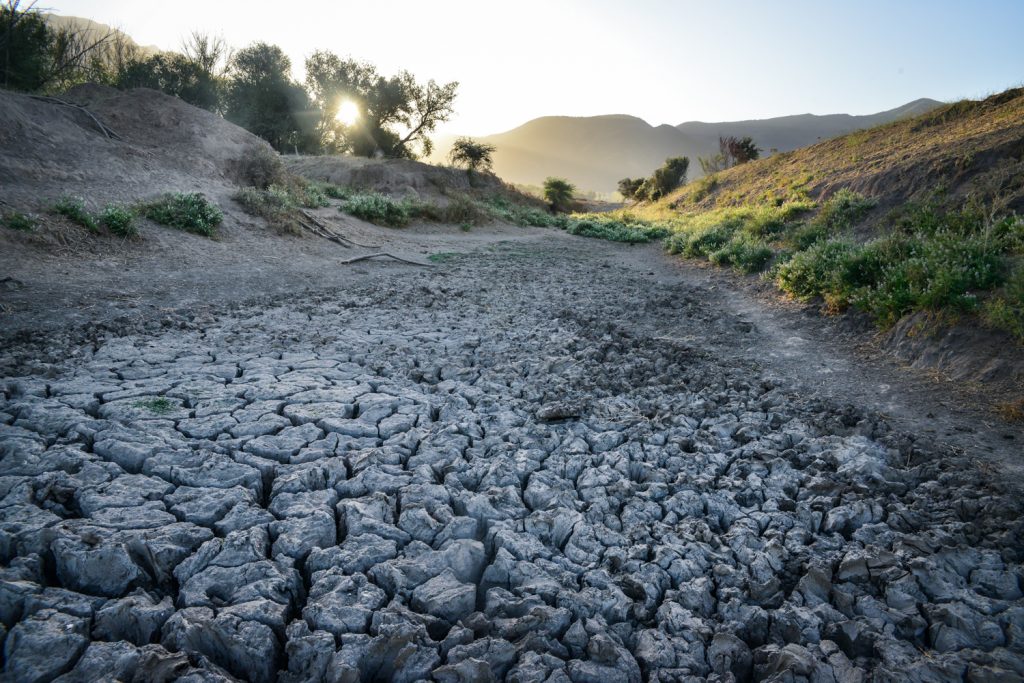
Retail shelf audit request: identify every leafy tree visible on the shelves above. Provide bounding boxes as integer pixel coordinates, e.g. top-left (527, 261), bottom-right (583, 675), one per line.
top-left (646, 156), bottom-right (689, 200)
top-left (116, 52), bottom-right (220, 110)
top-left (448, 137), bottom-right (495, 174)
top-left (304, 50), bottom-right (458, 158)
top-left (618, 177), bottom-right (644, 201)
top-left (726, 135), bottom-right (760, 164)
top-left (1, 1), bottom-right (113, 92)
top-left (699, 136), bottom-right (760, 174)
top-left (225, 42), bottom-right (314, 152)
top-left (543, 177), bottom-right (575, 212)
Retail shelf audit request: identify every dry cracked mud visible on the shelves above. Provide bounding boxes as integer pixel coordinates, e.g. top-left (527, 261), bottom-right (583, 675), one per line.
top-left (1, 238), bottom-right (1023, 682)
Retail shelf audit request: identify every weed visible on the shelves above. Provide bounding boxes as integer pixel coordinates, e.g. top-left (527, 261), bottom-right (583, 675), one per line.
top-left (708, 237), bottom-right (774, 273)
top-left (53, 195), bottom-right (98, 232)
top-left (100, 204), bottom-right (137, 238)
top-left (3, 211), bottom-right (35, 231)
top-left (145, 193), bottom-right (223, 237)
top-left (428, 252), bottom-right (460, 263)
top-left (565, 215), bottom-right (670, 243)
top-left (342, 193), bottom-right (411, 227)
top-left (134, 397), bottom-right (174, 414)
top-left (983, 267), bottom-right (1024, 341)
top-left (233, 146), bottom-right (288, 189)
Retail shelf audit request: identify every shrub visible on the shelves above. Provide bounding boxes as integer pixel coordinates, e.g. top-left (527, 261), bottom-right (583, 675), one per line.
top-left (775, 240), bottom-right (857, 301)
top-left (342, 193), bottom-right (411, 227)
top-left (53, 195), bottom-right (98, 232)
top-left (441, 195), bottom-right (489, 226)
top-left (984, 267), bottom-right (1024, 341)
top-left (3, 211), bottom-right (35, 231)
top-left (565, 215), bottom-right (670, 243)
top-left (100, 204), bottom-right (137, 237)
top-left (709, 237), bottom-right (774, 273)
top-left (145, 193), bottom-right (223, 237)
top-left (543, 177), bottom-right (575, 212)
top-left (234, 146), bottom-right (288, 189)
top-left (815, 189), bottom-right (875, 231)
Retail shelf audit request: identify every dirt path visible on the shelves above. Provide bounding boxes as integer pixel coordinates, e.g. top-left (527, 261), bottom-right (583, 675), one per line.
top-left (1, 224), bottom-right (1022, 681)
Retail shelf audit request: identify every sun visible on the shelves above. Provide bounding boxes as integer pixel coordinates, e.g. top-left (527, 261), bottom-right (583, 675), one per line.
top-left (336, 100), bottom-right (359, 125)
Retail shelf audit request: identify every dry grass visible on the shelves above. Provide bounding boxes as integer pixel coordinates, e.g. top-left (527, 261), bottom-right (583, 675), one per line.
top-left (665, 88), bottom-right (1024, 216)
top-left (995, 398), bottom-right (1024, 423)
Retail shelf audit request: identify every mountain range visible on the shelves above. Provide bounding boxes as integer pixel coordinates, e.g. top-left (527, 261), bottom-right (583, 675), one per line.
top-left (432, 98), bottom-right (942, 193)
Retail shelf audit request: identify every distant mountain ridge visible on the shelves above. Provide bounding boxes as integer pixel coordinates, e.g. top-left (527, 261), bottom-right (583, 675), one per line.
top-left (433, 99), bottom-right (942, 193)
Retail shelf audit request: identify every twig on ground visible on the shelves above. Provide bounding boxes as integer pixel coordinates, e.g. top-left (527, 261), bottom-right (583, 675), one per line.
top-left (297, 210), bottom-right (380, 249)
top-left (338, 253), bottom-right (432, 267)
top-left (28, 96), bottom-right (122, 140)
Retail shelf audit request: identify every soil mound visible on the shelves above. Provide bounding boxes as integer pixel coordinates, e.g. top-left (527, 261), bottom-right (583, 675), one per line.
top-left (285, 154), bottom-right (505, 202)
top-left (0, 84), bottom-right (270, 208)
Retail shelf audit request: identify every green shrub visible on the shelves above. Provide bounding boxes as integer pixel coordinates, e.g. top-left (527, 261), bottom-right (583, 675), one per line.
top-left (145, 193), bottom-right (223, 237)
top-left (815, 189), bottom-right (875, 231)
top-left (318, 183), bottom-right (350, 200)
top-left (775, 239), bottom-right (858, 301)
top-left (565, 215), bottom-right (670, 243)
top-left (3, 211), bottom-right (35, 231)
top-left (53, 195), bottom-right (98, 232)
top-left (100, 204), bottom-right (137, 237)
top-left (709, 237), bottom-right (774, 273)
top-left (983, 268), bottom-right (1024, 341)
top-left (442, 195), bottom-right (489, 226)
top-left (342, 193), bottom-right (411, 227)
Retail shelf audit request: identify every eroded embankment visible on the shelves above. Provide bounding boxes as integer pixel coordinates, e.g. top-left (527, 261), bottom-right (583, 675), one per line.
top-left (1, 245), bottom-right (1022, 682)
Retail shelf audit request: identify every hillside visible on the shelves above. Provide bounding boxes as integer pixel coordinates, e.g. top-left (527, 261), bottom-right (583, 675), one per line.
top-left (630, 88), bottom-right (1024, 398)
top-left (432, 99), bottom-right (941, 193)
top-left (668, 89), bottom-right (1024, 214)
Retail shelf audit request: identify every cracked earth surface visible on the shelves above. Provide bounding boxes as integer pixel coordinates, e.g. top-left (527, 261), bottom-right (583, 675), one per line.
top-left (1, 239), bottom-right (1023, 682)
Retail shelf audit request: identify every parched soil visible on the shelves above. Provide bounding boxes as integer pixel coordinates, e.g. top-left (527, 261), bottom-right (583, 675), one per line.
top-left (1, 224), bottom-right (1023, 682)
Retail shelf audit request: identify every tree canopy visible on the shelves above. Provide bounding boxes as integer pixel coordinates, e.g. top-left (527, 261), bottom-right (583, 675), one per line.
top-left (544, 177), bottom-right (576, 212)
top-left (448, 137), bottom-right (496, 175)
top-left (304, 50), bottom-right (458, 159)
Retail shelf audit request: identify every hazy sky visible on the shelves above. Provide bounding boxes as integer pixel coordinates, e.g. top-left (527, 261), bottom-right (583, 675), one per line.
top-left (43, 0), bottom-right (1024, 136)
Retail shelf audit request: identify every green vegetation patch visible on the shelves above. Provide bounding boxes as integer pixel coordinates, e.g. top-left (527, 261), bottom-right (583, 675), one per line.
top-left (145, 193), bottom-right (223, 237)
top-left (565, 214), bottom-right (670, 244)
top-left (134, 397), bottom-right (175, 414)
top-left (53, 195), bottom-right (99, 232)
top-left (100, 204), bottom-right (138, 238)
top-left (3, 211), bottom-right (36, 232)
top-left (342, 192), bottom-right (412, 228)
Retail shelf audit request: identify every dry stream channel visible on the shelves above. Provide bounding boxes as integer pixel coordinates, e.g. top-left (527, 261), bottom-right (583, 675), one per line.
top-left (1, 236), bottom-right (1022, 682)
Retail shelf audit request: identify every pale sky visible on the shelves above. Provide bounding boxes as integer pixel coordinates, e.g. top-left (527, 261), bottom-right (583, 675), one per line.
top-left (42, 0), bottom-right (1024, 137)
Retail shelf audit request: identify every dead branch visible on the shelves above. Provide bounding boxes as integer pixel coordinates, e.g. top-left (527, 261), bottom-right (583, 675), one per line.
top-left (28, 95), bottom-right (122, 140)
top-left (338, 253), bottom-right (432, 267)
top-left (298, 209), bottom-right (379, 248)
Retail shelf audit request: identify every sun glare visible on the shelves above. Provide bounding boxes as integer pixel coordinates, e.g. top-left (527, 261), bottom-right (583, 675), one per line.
top-left (336, 100), bottom-right (359, 125)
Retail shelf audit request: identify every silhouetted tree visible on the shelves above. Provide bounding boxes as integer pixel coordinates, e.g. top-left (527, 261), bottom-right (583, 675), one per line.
top-left (448, 137), bottom-right (495, 175)
top-left (304, 49), bottom-right (458, 158)
top-left (544, 177), bottom-right (575, 212)
top-left (225, 42), bottom-right (314, 152)
top-left (645, 156), bottom-right (689, 200)
top-left (700, 136), bottom-right (760, 174)
top-left (618, 177), bottom-right (645, 201)
top-left (1, 0), bottom-right (114, 91)
top-left (117, 52), bottom-right (219, 110)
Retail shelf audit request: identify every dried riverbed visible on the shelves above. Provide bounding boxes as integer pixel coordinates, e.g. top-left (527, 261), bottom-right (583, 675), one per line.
top-left (1, 237), bottom-right (1022, 682)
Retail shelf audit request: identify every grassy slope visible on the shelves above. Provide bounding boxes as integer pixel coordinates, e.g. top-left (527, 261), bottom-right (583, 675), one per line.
top-left (609, 88), bottom-right (1024, 342)
top-left (669, 87), bottom-right (1024, 216)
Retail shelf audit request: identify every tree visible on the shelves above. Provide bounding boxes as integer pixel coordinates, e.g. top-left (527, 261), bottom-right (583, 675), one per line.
top-left (116, 52), bottom-right (220, 111)
top-left (1, 1), bottom-right (114, 92)
top-left (225, 42), bottom-right (314, 152)
top-left (304, 50), bottom-right (458, 158)
top-left (448, 137), bottom-right (495, 175)
top-left (543, 177), bottom-right (575, 212)
top-left (646, 156), bottom-right (689, 200)
top-left (618, 177), bottom-right (644, 201)
top-left (699, 136), bottom-right (759, 174)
